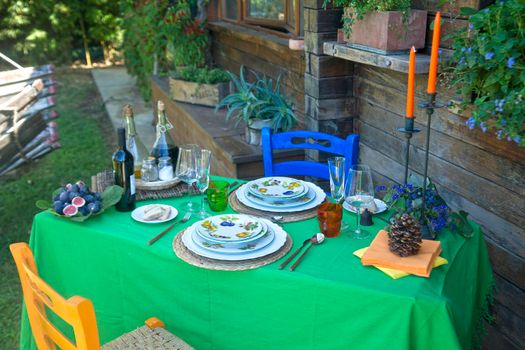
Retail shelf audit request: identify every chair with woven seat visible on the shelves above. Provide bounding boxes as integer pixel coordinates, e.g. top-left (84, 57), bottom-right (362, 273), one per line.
top-left (261, 127), bottom-right (359, 180)
top-left (10, 242), bottom-right (193, 350)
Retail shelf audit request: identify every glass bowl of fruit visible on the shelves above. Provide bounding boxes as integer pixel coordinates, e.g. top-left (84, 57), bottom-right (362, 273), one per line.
top-left (36, 181), bottom-right (123, 222)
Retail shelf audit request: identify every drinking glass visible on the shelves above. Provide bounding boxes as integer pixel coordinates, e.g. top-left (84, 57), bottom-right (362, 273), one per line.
top-left (328, 156), bottom-right (349, 231)
top-left (206, 180), bottom-right (230, 212)
top-left (346, 164), bottom-right (374, 239)
top-left (175, 144), bottom-right (198, 211)
top-left (195, 148), bottom-right (212, 219)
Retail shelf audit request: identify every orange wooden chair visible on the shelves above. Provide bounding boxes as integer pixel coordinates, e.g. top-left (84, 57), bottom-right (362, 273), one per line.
top-left (10, 242), bottom-right (193, 350)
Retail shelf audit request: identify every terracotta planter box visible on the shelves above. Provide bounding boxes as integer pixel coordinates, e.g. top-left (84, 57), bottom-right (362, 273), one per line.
top-left (343, 9), bottom-right (428, 53)
top-left (169, 77), bottom-right (230, 107)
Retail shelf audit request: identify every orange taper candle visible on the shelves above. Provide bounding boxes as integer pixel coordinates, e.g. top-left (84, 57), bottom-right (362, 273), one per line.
top-left (406, 46), bottom-right (416, 118)
top-left (427, 11), bottom-right (441, 94)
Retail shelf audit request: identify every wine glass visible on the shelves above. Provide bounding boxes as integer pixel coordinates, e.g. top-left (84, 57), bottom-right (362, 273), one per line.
top-left (175, 144), bottom-right (198, 211)
top-left (328, 156), bottom-right (348, 232)
top-left (346, 164), bottom-right (374, 239)
top-left (195, 148), bottom-right (212, 219)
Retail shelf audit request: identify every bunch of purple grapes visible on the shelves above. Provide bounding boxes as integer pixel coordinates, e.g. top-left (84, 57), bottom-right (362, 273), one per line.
top-left (53, 180), bottom-right (102, 217)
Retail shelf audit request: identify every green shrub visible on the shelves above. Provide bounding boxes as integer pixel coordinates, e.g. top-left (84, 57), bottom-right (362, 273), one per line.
top-left (172, 66), bottom-right (230, 84)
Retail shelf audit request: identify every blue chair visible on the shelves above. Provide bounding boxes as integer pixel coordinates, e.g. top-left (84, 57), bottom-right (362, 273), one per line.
top-left (261, 127), bottom-right (359, 180)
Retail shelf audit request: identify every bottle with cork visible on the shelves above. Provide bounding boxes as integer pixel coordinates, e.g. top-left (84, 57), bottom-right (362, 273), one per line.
top-left (123, 104), bottom-right (149, 178)
top-left (150, 100), bottom-right (179, 175)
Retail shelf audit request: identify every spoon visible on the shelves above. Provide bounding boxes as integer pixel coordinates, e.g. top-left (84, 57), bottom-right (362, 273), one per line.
top-left (289, 233), bottom-right (325, 271)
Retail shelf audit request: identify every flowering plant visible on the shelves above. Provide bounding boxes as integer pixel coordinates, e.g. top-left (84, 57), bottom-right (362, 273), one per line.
top-left (165, 2), bottom-right (208, 68)
top-left (447, 0), bottom-right (524, 146)
top-left (376, 176), bottom-right (473, 238)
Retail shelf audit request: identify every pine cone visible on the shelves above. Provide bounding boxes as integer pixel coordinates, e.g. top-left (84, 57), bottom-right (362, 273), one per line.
top-left (388, 213), bottom-right (422, 257)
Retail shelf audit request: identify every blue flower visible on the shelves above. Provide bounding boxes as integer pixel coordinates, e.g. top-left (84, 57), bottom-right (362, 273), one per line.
top-left (461, 47), bottom-right (466, 53)
top-left (392, 194), bottom-right (400, 200)
top-left (507, 57), bottom-right (516, 68)
top-left (468, 23), bottom-right (474, 30)
top-left (501, 119), bottom-right (507, 126)
top-left (480, 121), bottom-right (488, 133)
top-left (514, 136), bottom-right (521, 144)
top-left (466, 117), bottom-right (476, 130)
top-left (485, 52), bottom-right (494, 60)
top-left (438, 49), bottom-right (443, 55)
top-left (467, 47), bottom-right (472, 53)
top-left (507, 136), bottom-right (512, 141)
top-left (375, 185), bottom-right (387, 192)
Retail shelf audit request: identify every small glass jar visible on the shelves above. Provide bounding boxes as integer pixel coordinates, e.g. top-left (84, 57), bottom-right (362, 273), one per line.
top-left (158, 156), bottom-right (174, 181)
top-left (141, 157), bottom-right (158, 182)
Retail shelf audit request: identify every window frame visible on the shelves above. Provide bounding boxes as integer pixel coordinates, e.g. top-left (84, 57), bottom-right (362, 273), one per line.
top-left (219, 0), bottom-right (302, 38)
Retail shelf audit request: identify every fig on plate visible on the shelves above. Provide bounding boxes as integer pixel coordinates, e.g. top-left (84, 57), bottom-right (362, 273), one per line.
top-left (63, 204), bottom-right (78, 217)
top-left (71, 196), bottom-right (86, 207)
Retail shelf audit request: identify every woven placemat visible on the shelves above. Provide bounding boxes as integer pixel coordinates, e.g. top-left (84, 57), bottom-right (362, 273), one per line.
top-left (173, 229), bottom-right (293, 271)
top-left (228, 188), bottom-right (319, 223)
top-left (91, 170), bottom-right (199, 201)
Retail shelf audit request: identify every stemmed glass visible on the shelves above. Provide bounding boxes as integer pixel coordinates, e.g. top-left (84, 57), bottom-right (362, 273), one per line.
top-left (328, 156), bottom-right (349, 232)
top-left (346, 165), bottom-right (374, 239)
top-left (175, 144), bottom-right (198, 211)
top-left (194, 148), bottom-right (212, 219)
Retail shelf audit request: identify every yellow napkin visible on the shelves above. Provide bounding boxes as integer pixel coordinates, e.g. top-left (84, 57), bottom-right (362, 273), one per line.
top-left (354, 247), bottom-right (448, 279)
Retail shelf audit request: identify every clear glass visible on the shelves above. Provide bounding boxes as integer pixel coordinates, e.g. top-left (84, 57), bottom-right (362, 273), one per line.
top-left (222, 0), bottom-right (238, 20)
top-left (141, 158), bottom-right (158, 182)
top-left (175, 144), bottom-right (199, 211)
top-left (345, 164), bottom-right (374, 239)
top-left (328, 157), bottom-right (345, 203)
top-left (195, 149), bottom-right (212, 219)
top-left (247, 0), bottom-right (285, 21)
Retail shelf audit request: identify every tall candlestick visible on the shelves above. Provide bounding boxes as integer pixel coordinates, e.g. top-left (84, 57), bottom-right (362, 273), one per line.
top-left (427, 11), bottom-right (441, 94)
top-left (406, 46), bottom-right (416, 118)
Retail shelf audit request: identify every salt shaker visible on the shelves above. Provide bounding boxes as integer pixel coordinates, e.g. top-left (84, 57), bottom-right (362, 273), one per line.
top-left (158, 156), bottom-right (174, 181)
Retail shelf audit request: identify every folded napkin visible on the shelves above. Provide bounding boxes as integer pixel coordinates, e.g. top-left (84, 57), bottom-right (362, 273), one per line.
top-left (354, 247), bottom-right (448, 279)
top-left (361, 230), bottom-right (442, 277)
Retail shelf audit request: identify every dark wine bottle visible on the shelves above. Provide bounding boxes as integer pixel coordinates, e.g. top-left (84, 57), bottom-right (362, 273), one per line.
top-left (112, 127), bottom-right (136, 212)
top-left (151, 100), bottom-right (179, 167)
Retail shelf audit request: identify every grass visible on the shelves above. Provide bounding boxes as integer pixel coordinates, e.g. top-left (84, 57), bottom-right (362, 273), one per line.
top-left (0, 68), bottom-right (115, 349)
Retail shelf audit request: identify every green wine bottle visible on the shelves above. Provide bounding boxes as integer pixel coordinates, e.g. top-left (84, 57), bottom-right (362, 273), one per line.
top-left (112, 127), bottom-right (136, 211)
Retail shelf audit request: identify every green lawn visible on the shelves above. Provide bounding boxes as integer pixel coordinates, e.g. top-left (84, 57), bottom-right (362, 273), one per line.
top-left (0, 68), bottom-right (114, 349)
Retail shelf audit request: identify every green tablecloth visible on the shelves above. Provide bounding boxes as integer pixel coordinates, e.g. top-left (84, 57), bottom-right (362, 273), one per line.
top-left (20, 178), bottom-right (493, 349)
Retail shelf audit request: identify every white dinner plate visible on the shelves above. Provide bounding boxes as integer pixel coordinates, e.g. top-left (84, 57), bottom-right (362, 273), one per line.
top-left (195, 214), bottom-right (264, 243)
top-left (243, 183), bottom-right (316, 209)
top-left (191, 221), bottom-right (275, 255)
top-left (246, 177), bottom-right (307, 200)
top-left (236, 182), bottom-right (326, 213)
top-left (131, 204), bottom-right (178, 224)
top-left (343, 198), bottom-right (387, 214)
top-left (182, 219), bottom-right (287, 261)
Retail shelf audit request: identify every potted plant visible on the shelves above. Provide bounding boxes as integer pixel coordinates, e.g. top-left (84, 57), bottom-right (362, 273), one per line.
top-left (324, 0), bottom-right (427, 53)
top-left (216, 67), bottom-right (297, 146)
top-left (169, 66), bottom-right (231, 107)
top-left (446, 0), bottom-right (524, 146)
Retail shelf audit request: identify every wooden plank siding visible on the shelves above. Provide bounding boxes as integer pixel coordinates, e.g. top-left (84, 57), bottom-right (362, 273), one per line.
top-left (353, 63), bottom-right (525, 349)
top-left (209, 22), bottom-right (306, 126)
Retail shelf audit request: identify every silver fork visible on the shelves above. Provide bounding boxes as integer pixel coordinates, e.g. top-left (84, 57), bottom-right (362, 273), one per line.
top-left (147, 211), bottom-right (192, 245)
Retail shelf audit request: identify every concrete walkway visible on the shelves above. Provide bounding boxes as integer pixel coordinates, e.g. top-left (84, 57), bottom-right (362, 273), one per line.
top-left (91, 67), bottom-right (156, 148)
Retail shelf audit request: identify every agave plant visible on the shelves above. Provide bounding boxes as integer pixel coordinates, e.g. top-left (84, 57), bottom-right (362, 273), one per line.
top-left (216, 66), bottom-right (297, 132)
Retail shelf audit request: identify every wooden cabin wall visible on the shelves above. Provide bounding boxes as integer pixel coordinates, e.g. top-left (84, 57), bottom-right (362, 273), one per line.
top-left (208, 22), bottom-right (306, 126)
top-left (353, 64), bottom-right (525, 349)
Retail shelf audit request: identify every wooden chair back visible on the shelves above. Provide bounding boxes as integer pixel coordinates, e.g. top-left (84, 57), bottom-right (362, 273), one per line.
top-left (10, 242), bottom-right (100, 350)
top-left (261, 128), bottom-right (359, 180)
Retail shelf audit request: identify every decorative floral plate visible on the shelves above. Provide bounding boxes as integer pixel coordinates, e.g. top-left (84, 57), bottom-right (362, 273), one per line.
top-left (191, 221), bottom-right (274, 254)
top-left (195, 214), bottom-right (264, 243)
top-left (236, 182), bottom-right (326, 213)
top-left (244, 184), bottom-right (316, 209)
top-left (246, 177), bottom-right (307, 200)
top-left (182, 219), bottom-right (287, 261)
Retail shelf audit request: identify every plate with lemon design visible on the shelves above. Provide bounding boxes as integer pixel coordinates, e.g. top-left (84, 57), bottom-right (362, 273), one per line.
top-left (247, 177), bottom-right (307, 200)
top-left (195, 214), bottom-right (265, 243)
